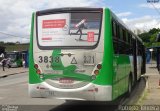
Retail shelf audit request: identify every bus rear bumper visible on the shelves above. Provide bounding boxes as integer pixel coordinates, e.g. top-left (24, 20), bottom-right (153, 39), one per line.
top-left (29, 82), bottom-right (112, 101)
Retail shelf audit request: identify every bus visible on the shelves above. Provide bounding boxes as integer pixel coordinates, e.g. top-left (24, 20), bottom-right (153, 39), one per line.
top-left (6, 51), bottom-right (22, 67)
top-left (29, 7), bottom-right (146, 101)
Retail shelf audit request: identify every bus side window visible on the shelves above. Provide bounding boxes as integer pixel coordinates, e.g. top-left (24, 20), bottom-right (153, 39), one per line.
top-left (113, 40), bottom-right (119, 54)
top-left (129, 34), bottom-right (133, 55)
top-left (138, 42), bottom-right (142, 56)
top-left (123, 29), bottom-right (126, 42)
top-left (16, 53), bottom-right (19, 59)
top-left (117, 25), bottom-right (120, 38)
top-left (128, 33), bottom-right (131, 44)
top-left (126, 32), bottom-right (130, 44)
top-left (112, 20), bottom-right (117, 37)
top-left (118, 41), bottom-right (125, 54)
top-left (120, 27), bottom-right (123, 40)
top-left (112, 20), bottom-right (119, 54)
top-left (137, 41), bottom-right (139, 56)
top-left (19, 53), bottom-right (22, 58)
top-left (126, 33), bottom-right (131, 55)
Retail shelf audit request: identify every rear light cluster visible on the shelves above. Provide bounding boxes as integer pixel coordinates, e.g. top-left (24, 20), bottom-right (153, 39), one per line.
top-left (34, 64), bottom-right (38, 69)
top-left (34, 64), bottom-right (44, 79)
top-left (34, 64), bottom-right (41, 74)
top-left (94, 64), bottom-right (102, 75)
top-left (36, 69), bottom-right (41, 74)
top-left (92, 64), bottom-right (102, 80)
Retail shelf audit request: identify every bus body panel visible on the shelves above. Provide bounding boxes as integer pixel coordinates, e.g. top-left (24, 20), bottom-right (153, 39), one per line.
top-left (29, 8), bottom-right (114, 101)
top-left (112, 55), bottom-right (131, 100)
top-left (33, 8), bottom-right (105, 87)
top-left (29, 13), bottom-right (42, 84)
top-left (111, 11), bottom-right (145, 100)
top-left (29, 82), bottom-right (112, 101)
top-left (93, 8), bottom-right (113, 86)
top-left (6, 52), bottom-right (22, 67)
top-left (29, 7), bottom-right (145, 101)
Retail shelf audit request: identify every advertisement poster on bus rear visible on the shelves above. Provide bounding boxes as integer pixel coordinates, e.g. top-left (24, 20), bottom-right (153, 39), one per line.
top-left (37, 13), bottom-right (70, 46)
top-left (37, 12), bottom-right (100, 47)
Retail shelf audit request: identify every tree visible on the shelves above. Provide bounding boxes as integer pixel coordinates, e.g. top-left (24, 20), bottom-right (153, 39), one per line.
top-left (138, 32), bottom-right (151, 42)
top-left (0, 41), bottom-right (4, 45)
top-left (149, 28), bottom-right (160, 35)
top-left (6, 42), bottom-right (15, 45)
top-left (138, 28), bottom-right (160, 48)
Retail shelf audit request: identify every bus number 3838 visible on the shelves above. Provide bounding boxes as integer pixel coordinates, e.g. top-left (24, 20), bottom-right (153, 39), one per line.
top-left (38, 56), bottom-right (60, 63)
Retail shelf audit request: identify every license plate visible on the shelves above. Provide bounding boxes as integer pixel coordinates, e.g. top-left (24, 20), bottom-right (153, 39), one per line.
top-left (44, 70), bottom-right (63, 74)
top-left (59, 78), bottom-right (74, 84)
top-left (83, 53), bottom-right (95, 65)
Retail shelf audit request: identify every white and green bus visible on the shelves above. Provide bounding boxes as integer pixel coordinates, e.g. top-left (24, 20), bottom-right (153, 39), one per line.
top-left (29, 7), bottom-right (146, 101)
top-left (6, 51), bottom-right (22, 67)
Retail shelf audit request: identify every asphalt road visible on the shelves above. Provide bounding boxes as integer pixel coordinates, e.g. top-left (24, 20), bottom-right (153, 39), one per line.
top-left (0, 72), bottom-right (146, 111)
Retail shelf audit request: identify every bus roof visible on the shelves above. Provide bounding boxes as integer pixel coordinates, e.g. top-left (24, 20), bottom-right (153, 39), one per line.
top-left (36, 7), bottom-right (103, 15)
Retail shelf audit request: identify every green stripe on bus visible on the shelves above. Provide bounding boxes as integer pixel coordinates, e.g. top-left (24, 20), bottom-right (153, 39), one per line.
top-left (42, 49), bottom-right (92, 82)
top-left (92, 8), bottom-right (113, 85)
top-left (29, 13), bottom-right (42, 84)
top-left (51, 50), bottom-right (64, 70)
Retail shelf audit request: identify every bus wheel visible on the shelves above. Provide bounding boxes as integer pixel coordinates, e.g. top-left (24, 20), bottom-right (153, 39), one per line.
top-left (138, 76), bottom-right (142, 83)
top-left (126, 76), bottom-right (132, 97)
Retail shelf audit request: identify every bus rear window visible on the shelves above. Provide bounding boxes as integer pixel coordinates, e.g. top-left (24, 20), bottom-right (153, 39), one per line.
top-left (36, 12), bottom-right (102, 49)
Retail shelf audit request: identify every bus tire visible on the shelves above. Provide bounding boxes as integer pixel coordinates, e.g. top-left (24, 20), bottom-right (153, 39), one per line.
top-left (138, 76), bottom-right (142, 83)
top-left (65, 100), bottom-right (72, 103)
top-left (126, 75), bottom-right (132, 97)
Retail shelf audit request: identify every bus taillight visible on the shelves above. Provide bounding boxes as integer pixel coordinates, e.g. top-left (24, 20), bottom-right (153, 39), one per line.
top-left (93, 64), bottom-right (102, 75)
top-left (36, 69), bottom-right (41, 74)
top-left (94, 70), bottom-right (99, 75)
top-left (34, 64), bottom-right (38, 69)
top-left (34, 64), bottom-right (42, 75)
top-left (97, 64), bottom-right (102, 69)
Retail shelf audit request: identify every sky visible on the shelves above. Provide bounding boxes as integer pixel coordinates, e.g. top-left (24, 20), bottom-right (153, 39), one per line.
top-left (0, 0), bottom-right (160, 43)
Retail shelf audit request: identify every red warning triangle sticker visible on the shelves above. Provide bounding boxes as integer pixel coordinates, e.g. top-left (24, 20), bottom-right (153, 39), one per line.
top-left (71, 57), bottom-right (77, 64)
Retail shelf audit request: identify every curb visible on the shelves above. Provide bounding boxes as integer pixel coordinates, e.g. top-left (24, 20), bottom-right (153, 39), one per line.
top-left (120, 76), bottom-right (148, 105)
top-left (135, 75), bottom-right (149, 105)
top-left (0, 71), bottom-right (28, 79)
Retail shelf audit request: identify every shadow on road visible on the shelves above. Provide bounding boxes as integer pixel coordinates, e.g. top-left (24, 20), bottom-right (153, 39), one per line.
top-left (49, 101), bottom-right (119, 111)
top-left (17, 78), bottom-right (146, 111)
